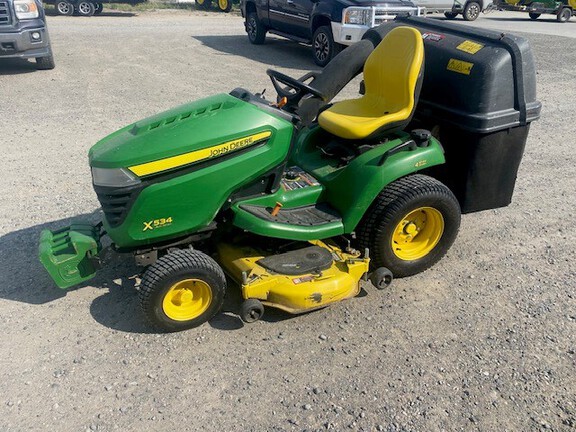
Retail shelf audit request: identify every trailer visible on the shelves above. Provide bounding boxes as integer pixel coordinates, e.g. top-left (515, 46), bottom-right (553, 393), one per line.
top-left (497, 0), bottom-right (574, 22)
top-left (45, 0), bottom-right (145, 16)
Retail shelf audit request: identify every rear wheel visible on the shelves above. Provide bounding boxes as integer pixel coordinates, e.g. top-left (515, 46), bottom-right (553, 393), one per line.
top-left (56, 1), bottom-right (74, 15)
top-left (246, 11), bottom-right (266, 44)
top-left (463, 1), bottom-right (481, 21)
top-left (195, 0), bottom-right (211, 9)
top-left (94, 3), bottom-right (103, 14)
top-left (528, 12), bottom-right (540, 19)
top-left (76, 1), bottom-right (95, 16)
top-left (139, 249), bottom-right (226, 332)
top-left (557, 7), bottom-right (572, 22)
top-left (444, 11), bottom-right (458, 19)
top-left (312, 26), bottom-right (342, 67)
top-left (217, 0), bottom-right (232, 12)
top-left (357, 174), bottom-right (461, 277)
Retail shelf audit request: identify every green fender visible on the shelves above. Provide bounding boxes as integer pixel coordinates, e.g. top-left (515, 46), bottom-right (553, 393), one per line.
top-left (293, 127), bottom-right (446, 233)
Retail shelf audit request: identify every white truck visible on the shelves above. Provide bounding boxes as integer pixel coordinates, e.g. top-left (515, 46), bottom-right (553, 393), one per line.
top-left (417, 0), bottom-right (493, 20)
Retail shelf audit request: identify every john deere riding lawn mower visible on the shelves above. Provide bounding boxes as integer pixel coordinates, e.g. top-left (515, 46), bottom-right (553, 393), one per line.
top-left (39, 17), bottom-right (540, 332)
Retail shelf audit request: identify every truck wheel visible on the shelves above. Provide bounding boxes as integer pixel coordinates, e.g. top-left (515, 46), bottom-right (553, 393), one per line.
top-left (444, 11), bottom-right (458, 19)
top-left (77, 1), bottom-right (95, 16)
top-left (528, 12), bottom-right (540, 19)
top-left (56, 0), bottom-right (74, 15)
top-left (312, 26), bottom-right (342, 67)
top-left (463, 1), bottom-right (481, 21)
top-left (247, 12), bottom-right (266, 45)
top-left (94, 3), bottom-right (103, 14)
top-left (196, 0), bottom-right (211, 10)
top-left (217, 0), bottom-right (232, 12)
top-left (36, 54), bottom-right (56, 70)
top-left (557, 7), bottom-right (572, 22)
top-left (139, 249), bottom-right (226, 332)
top-left (357, 174), bottom-right (461, 278)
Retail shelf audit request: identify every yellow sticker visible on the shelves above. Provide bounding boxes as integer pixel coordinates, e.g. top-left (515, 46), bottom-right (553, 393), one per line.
top-left (456, 40), bottom-right (484, 55)
top-left (143, 217), bottom-right (173, 231)
top-left (447, 59), bottom-right (474, 75)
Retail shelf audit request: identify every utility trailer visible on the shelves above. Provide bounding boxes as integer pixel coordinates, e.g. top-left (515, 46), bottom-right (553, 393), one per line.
top-left (44, 0), bottom-right (145, 16)
top-left (496, 0), bottom-right (574, 21)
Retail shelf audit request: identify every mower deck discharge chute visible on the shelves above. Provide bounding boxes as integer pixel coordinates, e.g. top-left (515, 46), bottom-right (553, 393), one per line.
top-left (39, 21), bottom-right (540, 332)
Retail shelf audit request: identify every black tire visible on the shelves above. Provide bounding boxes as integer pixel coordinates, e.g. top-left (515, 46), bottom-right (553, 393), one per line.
top-left (370, 267), bottom-right (393, 290)
top-left (528, 12), bottom-right (540, 19)
top-left (463, 1), bottom-right (481, 21)
top-left (557, 7), bottom-right (572, 22)
top-left (195, 0), bottom-right (211, 10)
top-left (216, 0), bottom-right (232, 12)
top-left (55, 0), bottom-right (74, 15)
top-left (36, 54), bottom-right (55, 70)
top-left (357, 174), bottom-right (461, 278)
top-left (240, 299), bottom-right (264, 323)
top-left (76, 0), bottom-right (95, 16)
top-left (94, 3), bottom-right (103, 14)
top-left (312, 26), bottom-right (342, 67)
top-left (246, 11), bottom-right (266, 44)
top-left (139, 249), bottom-right (226, 332)
top-left (444, 11), bottom-right (458, 19)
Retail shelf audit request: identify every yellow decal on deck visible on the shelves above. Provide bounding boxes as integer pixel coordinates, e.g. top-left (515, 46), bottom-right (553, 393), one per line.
top-left (143, 217), bottom-right (173, 231)
top-left (129, 131), bottom-right (272, 177)
top-left (414, 159), bottom-right (427, 168)
top-left (447, 59), bottom-right (474, 75)
top-left (456, 40), bottom-right (484, 55)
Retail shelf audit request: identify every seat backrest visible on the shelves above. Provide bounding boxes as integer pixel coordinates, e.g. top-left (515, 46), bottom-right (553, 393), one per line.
top-left (364, 26), bottom-right (424, 122)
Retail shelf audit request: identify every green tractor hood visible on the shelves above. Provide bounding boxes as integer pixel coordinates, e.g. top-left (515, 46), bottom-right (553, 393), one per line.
top-left (88, 93), bottom-right (289, 172)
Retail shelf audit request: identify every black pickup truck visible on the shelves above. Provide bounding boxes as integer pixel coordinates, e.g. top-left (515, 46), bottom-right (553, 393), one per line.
top-left (0, 0), bottom-right (55, 69)
top-left (240, 0), bottom-right (422, 66)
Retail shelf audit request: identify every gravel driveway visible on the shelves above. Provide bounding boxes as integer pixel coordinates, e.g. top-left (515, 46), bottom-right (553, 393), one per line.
top-left (0, 9), bottom-right (574, 432)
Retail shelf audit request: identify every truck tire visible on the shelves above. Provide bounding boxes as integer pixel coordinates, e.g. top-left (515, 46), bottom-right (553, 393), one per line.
top-left (247, 12), bottom-right (266, 45)
top-left (463, 1), bottom-right (481, 21)
top-left (139, 249), bottom-right (226, 332)
top-left (557, 7), bottom-right (572, 22)
top-left (76, 1), bottom-right (95, 16)
top-left (528, 12), bottom-right (540, 19)
top-left (312, 26), bottom-right (342, 67)
top-left (444, 11), bottom-right (458, 19)
top-left (36, 54), bottom-right (56, 70)
top-left (356, 174), bottom-right (461, 277)
top-left (217, 0), bottom-right (232, 12)
top-left (56, 0), bottom-right (74, 15)
top-left (94, 2), bottom-right (103, 14)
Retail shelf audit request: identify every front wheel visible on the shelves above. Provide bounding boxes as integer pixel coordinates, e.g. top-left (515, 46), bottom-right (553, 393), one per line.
top-left (246, 12), bottom-right (266, 44)
top-left (444, 11), bottom-right (458, 19)
top-left (55, 0), bottom-right (74, 15)
top-left (217, 0), bottom-right (232, 12)
top-left (312, 26), bottom-right (342, 67)
top-left (557, 7), bottom-right (572, 22)
top-left (528, 12), bottom-right (540, 19)
top-left (357, 174), bottom-right (461, 278)
top-left (139, 249), bottom-right (226, 332)
top-left (463, 1), bottom-right (481, 21)
top-left (195, 0), bottom-right (211, 9)
top-left (94, 2), bottom-right (103, 14)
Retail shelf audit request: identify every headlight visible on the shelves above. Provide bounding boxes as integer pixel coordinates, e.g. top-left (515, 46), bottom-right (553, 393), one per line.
top-left (14, 0), bottom-right (39, 19)
top-left (343, 8), bottom-right (373, 26)
top-left (91, 167), bottom-right (141, 188)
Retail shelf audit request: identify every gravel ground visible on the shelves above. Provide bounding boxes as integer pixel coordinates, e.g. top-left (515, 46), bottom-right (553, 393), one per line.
top-left (0, 9), bottom-right (575, 432)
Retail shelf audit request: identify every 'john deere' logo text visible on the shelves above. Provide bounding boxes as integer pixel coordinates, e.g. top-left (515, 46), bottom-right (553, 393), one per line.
top-left (210, 136), bottom-right (254, 158)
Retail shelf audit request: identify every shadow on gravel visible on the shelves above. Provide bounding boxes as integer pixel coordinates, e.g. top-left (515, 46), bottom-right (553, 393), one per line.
top-left (193, 35), bottom-right (315, 70)
top-left (0, 58), bottom-right (39, 76)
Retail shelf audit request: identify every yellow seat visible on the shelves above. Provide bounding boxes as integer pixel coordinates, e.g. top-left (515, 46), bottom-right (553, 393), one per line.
top-left (318, 27), bottom-right (424, 140)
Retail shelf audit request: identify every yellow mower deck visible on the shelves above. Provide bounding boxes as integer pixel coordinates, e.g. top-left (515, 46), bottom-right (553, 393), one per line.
top-left (217, 240), bottom-right (370, 314)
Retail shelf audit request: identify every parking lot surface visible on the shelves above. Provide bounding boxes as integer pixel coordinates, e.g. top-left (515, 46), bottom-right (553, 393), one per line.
top-left (0, 9), bottom-right (575, 432)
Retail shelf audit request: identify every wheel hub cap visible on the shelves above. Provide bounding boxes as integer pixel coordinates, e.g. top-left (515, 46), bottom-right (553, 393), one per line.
top-left (315, 34), bottom-right (329, 61)
top-left (162, 279), bottom-right (212, 321)
top-left (392, 207), bottom-right (445, 260)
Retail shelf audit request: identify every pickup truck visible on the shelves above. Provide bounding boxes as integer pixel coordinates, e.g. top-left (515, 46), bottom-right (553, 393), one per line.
top-left (240, 0), bottom-right (422, 66)
top-left (416, 0), bottom-right (493, 21)
top-left (0, 0), bottom-right (55, 69)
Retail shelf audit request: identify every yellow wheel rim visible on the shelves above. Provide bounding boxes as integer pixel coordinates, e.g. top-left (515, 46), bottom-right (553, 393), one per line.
top-left (197, 0), bottom-right (204, 5)
top-left (162, 279), bottom-right (212, 321)
top-left (391, 207), bottom-right (444, 261)
top-left (218, 0), bottom-right (228, 9)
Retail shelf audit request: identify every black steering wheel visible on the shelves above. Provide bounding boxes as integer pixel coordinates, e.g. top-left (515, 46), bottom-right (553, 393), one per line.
top-left (266, 69), bottom-right (327, 106)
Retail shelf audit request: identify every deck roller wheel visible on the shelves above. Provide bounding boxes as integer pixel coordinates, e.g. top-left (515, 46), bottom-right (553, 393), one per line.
top-left (240, 299), bottom-right (264, 323)
top-left (370, 267), bottom-right (394, 290)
